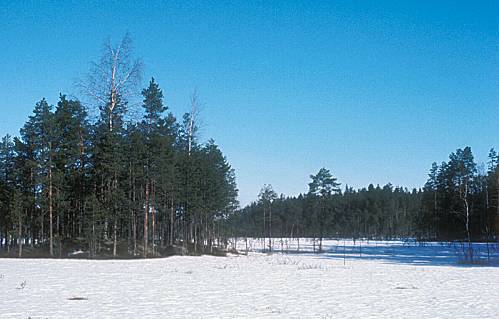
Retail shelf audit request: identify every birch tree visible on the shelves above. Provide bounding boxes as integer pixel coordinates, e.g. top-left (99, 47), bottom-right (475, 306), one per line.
top-left (80, 33), bottom-right (142, 131)
top-left (82, 34), bottom-right (142, 257)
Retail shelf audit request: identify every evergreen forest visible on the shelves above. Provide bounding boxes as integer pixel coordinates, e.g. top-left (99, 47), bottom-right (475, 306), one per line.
top-left (0, 36), bottom-right (497, 258)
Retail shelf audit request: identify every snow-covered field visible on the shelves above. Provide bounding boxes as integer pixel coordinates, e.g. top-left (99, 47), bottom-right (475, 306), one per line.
top-left (1, 239), bottom-right (498, 318)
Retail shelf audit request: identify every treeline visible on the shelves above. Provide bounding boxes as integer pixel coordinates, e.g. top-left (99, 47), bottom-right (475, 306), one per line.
top-left (229, 147), bottom-right (498, 251)
top-left (0, 36), bottom-right (238, 258)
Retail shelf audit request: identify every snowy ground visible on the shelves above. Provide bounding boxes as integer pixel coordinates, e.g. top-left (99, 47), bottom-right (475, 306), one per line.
top-left (1, 239), bottom-right (498, 319)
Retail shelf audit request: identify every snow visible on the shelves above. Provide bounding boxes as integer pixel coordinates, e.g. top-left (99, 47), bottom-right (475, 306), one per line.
top-left (1, 239), bottom-right (498, 318)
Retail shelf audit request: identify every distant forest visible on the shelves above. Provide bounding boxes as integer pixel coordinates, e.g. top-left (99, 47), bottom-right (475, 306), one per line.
top-left (229, 147), bottom-right (499, 252)
top-left (0, 35), bottom-right (238, 257)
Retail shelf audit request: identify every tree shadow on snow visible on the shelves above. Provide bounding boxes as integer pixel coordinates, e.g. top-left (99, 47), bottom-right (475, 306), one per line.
top-left (317, 241), bottom-right (499, 267)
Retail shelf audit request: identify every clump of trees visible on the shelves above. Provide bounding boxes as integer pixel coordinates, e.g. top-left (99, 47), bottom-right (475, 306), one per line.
top-left (0, 35), bottom-right (238, 258)
top-left (230, 147), bottom-right (499, 252)
top-left (418, 147), bottom-right (498, 258)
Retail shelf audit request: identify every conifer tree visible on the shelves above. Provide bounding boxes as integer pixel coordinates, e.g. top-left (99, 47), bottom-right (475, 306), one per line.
top-left (308, 168), bottom-right (340, 252)
top-left (140, 77), bottom-right (167, 257)
top-left (19, 99), bottom-right (55, 254)
top-left (258, 184), bottom-right (277, 252)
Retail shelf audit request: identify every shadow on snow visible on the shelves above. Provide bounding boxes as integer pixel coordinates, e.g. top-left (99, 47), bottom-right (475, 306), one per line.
top-left (316, 241), bottom-right (499, 267)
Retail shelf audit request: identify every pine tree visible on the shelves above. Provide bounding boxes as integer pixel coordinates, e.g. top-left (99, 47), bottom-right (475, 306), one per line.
top-left (91, 95), bottom-right (127, 257)
top-left (258, 184), bottom-right (277, 252)
top-left (0, 135), bottom-right (15, 249)
top-left (487, 149), bottom-right (498, 239)
top-left (10, 188), bottom-right (25, 257)
top-left (19, 99), bottom-right (55, 255)
top-left (308, 168), bottom-right (340, 252)
top-left (421, 162), bottom-right (439, 239)
top-left (140, 77), bottom-right (167, 257)
top-left (53, 95), bottom-right (89, 241)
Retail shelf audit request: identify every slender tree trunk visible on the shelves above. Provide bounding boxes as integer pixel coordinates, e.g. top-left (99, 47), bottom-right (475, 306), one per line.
top-left (433, 190), bottom-right (437, 239)
top-left (151, 206), bottom-right (156, 255)
top-left (40, 212), bottom-right (44, 246)
top-left (133, 182), bottom-right (137, 255)
top-left (109, 87), bottom-right (116, 132)
top-left (128, 163), bottom-right (134, 255)
top-left (144, 181), bottom-right (149, 258)
top-left (194, 217), bottom-right (197, 253)
top-left (319, 201), bottom-right (324, 253)
top-left (91, 214), bottom-right (95, 257)
top-left (78, 125), bottom-right (85, 239)
top-left (213, 220), bottom-right (216, 251)
top-left (18, 210), bottom-right (23, 258)
top-left (151, 181), bottom-right (156, 256)
top-left (496, 171), bottom-right (499, 229)
top-left (182, 211), bottom-right (186, 252)
top-left (112, 172), bottom-right (118, 257)
top-left (49, 142), bottom-right (54, 257)
top-left (268, 204), bottom-right (272, 252)
top-left (263, 208), bottom-right (266, 252)
top-left (463, 182), bottom-right (472, 260)
top-left (113, 217), bottom-right (117, 257)
top-left (30, 167), bottom-right (35, 247)
top-left (132, 213), bottom-right (137, 255)
top-left (169, 195), bottom-right (174, 246)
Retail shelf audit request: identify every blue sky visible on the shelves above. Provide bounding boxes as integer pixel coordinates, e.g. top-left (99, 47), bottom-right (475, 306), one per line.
top-left (0, 1), bottom-right (498, 206)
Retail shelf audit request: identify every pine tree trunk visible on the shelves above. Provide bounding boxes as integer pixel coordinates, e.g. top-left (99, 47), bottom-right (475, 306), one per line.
top-left (464, 182), bottom-right (472, 260)
top-left (319, 201), bottom-right (324, 253)
top-left (129, 164), bottom-right (134, 255)
top-left (144, 181), bottom-right (149, 258)
top-left (18, 211), bottom-right (23, 258)
top-left (133, 182), bottom-right (137, 255)
top-left (151, 180), bottom-right (156, 256)
top-left (268, 205), bottom-right (272, 252)
top-left (169, 195), bottom-right (174, 246)
top-left (433, 190), bottom-right (437, 239)
top-left (78, 125), bottom-right (86, 239)
top-left (92, 217), bottom-right (95, 257)
top-left (263, 208), bottom-right (266, 252)
top-left (194, 218), bottom-right (197, 253)
top-left (40, 212), bottom-right (44, 247)
top-left (113, 217), bottom-right (117, 257)
top-left (49, 144), bottom-right (54, 257)
top-left (133, 212), bottom-right (137, 255)
top-left (496, 171), bottom-right (499, 229)
top-left (213, 220), bottom-right (216, 251)
top-left (151, 193), bottom-right (156, 255)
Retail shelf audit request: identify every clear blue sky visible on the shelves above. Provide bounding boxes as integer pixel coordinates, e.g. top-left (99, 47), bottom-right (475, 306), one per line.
top-left (0, 1), bottom-right (498, 206)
